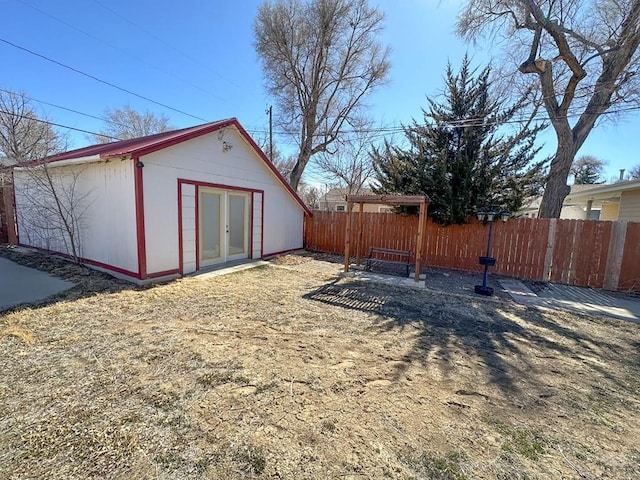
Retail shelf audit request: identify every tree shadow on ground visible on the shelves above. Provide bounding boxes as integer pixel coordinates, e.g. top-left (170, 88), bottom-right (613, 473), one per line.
top-left (303, 278), bottom-right (638, 394)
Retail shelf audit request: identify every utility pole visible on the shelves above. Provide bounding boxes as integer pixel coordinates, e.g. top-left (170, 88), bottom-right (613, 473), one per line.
top-left (267, 106), bottom-right (273, 163)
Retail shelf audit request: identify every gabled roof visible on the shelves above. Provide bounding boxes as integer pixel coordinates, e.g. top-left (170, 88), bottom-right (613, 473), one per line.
top-left (22, 118), bottom-right (312, 216)
top-left (43, 118), bottom-right (236, 162)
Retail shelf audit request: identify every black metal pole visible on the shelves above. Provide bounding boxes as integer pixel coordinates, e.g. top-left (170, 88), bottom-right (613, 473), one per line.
top-left (482, 219), bottom-right (494, 289)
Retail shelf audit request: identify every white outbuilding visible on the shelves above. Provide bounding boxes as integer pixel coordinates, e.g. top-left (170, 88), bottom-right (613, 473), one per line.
top-left (13, 119), bottom-right (311, 283)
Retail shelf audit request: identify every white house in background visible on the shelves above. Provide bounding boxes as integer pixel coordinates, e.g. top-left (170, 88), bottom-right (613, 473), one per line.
top-left (519, 179), bottom-right (640, 221)
top-left (562, 178), bottom-right (640, 221)
top-left (13, 119), bottom-right (311, 283)
top-left (318, 187), bottom-right (394, 212)
top-left (519, 184), bottom-right (603, 219)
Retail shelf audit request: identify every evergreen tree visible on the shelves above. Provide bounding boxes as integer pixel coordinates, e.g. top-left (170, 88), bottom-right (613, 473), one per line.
top-left (571, 155), bottom-right (605, 184)
top-left (573, 165), bottom-right (603, 184)
top-left (372, 57), bottom-right (547, 225)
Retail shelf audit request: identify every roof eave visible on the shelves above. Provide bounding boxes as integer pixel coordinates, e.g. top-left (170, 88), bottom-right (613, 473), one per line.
top-left (567, 180), bottom-right (640, 202)
top-left (13, 154), bottom-right (104, 170)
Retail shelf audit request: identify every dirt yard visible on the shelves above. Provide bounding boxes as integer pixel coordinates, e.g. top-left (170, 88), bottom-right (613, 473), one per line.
top-left (1, 249), bottom-right (639, 479)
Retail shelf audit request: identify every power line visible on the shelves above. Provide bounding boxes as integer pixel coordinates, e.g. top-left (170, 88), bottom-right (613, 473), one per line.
top-left (0, 87), bottom-right (130, 131)
top-left (0, 36), bottom-right (209, 123)
top-left (246, 101), bottom-right (640, 138)
top-left (2, 64), bottom-right (638, 147)
top-left (89, 0), bottom-right (240, 89)
top-left (0, 109), bottom-right (122, 140)
top-left (14, 0), bottom-right (228, 103)
top-left (3, 24), bottom-right (635, 137)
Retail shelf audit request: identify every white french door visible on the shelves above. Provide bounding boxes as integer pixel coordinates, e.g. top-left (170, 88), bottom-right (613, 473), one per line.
top-left (199, 188), bottom-right (249, 267)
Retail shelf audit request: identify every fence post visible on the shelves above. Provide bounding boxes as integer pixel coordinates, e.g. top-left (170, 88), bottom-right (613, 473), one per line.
top-left (343, 202), bottom-right (353, 272)
top-left (356, 204), bottom-right (363, 266)
top-left (415, 201), bottom-right (427, 282)
top-left (542, 218), bottom-right (557, 282)
top-left (2, 184), bottom-right (17, 245)
top-left (603, 221), bottom-right (628, 290)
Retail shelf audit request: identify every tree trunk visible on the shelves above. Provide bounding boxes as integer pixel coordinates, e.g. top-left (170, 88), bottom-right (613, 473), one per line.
top-left (538, 145), bottom-right (576, 218)
top-left (290, 149), bottom-right (312, 192)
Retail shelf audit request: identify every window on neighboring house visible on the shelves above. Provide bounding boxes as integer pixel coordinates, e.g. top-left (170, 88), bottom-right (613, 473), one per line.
top-left (336, 205), bottom-right (346, 211)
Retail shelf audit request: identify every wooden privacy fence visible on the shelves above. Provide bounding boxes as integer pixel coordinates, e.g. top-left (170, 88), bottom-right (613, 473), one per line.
top-left (304, 211), bottom-right (640, 292)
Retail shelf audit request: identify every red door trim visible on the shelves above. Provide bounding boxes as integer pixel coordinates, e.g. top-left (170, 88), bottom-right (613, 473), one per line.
top-left (177, 180), bottom-right (184, 275)
top-left (178, 179), bottom-right (263, 271)
top-left (134, 157), bottom-right (147, 279)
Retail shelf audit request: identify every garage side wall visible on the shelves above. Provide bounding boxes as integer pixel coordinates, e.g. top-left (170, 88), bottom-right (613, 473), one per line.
top-left (141, 128), bottom-right (304, 275)
top-left (14, 160), bottom-right (139, 275)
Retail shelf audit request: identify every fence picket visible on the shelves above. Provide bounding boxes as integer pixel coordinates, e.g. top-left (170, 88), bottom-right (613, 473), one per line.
top-left (304, 212), bottom-right (639, 292)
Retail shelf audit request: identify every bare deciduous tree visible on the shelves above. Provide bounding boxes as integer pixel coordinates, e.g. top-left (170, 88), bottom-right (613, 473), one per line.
top-left (15, 165), bottom-right (91, 262)
top-left (630, 164), bottom-right (640, 179)
top-left (0, 90), bottom-right (63, 163)
top-left (0, 89), bottom-right (89, 261)
top-left (93, 104), bottom-right (173, 143)
top-left (570, 154), bottom-right (606, 184)
top-left (315, 129), bottom-right (376, 194)
top-left (254, 0), bottom-right (390, 191)
top-left (268, 152), bottom-right (323, 208)
top-left (457, 0), bottom-right (640, 217)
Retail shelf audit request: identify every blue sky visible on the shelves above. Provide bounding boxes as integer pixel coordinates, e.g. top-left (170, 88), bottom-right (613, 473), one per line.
top-left (2, 0), bottom-right (637, 183)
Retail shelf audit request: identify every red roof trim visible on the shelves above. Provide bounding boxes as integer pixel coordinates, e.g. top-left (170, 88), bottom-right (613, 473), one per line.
top-left (37, 119), bottom-right (235, 164)
top-left (35, 118), bottom-right (312, 216)
top-left (232, 121), bottom-right (313, 217)
top-left (121, 118), bottom-right (238, 158)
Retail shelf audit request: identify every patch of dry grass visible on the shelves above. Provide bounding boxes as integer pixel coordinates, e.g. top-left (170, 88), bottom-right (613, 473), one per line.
top-left (1, 251), bottom-right (639, 479)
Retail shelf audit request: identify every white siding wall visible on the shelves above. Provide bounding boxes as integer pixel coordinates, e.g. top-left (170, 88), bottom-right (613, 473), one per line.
top-left (14, 160), bottom-right (138, 274)
top-left (141, 127), bottom-right (304, 274)
top-left (252, 192), bottom-right (263, 258)
top-left (618, 190), bottom-right (640, 221)
top-left (181, 184), bottom-right (197, 274)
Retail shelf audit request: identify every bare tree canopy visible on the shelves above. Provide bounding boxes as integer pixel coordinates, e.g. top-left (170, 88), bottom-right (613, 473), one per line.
top-left (0, 90), bottom-right (87, 261)
top-left (570, 154), bottom-right (606, 184)
top-left (0, 89), bottom-right (63, 163)
top-left (254, 0), bottom-right (390, 191)
top-left (269, 151), bottom-right (323, 208)
top-left (315, 129), bottom-right (376, 194)
top-left (630, 164), bottom-right (640, 179)
top-left (457, 0), bottom-right (640, 217)
top-left (93, 105), bottom-right (173, 143)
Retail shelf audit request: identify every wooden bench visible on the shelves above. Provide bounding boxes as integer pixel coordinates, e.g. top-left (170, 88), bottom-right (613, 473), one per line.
top-left (365, 247), bottom-right (411, 277)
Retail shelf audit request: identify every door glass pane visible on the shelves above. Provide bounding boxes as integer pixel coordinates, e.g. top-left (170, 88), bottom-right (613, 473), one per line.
top-left (200, 192), bottom-right (221, 260)
top-left (228, 195), bottom-right (246, 255)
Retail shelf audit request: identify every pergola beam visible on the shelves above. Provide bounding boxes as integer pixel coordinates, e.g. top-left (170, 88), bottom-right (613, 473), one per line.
top-left (346, 194), bottom-right (428, 205)
top-left (343, 194), bottom-right (429, 282)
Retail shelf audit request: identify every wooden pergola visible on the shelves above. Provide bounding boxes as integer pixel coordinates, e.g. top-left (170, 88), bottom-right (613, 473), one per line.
top-left (343, 194), bottom-right (429, 282)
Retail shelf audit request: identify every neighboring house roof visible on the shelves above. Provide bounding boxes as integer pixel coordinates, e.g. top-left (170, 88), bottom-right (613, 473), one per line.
top-left (17, 118), bottom-right (312, 216)
top-left (521, 184), bottom-right (609, 212)
top-left (0, 156), bottom-right (14, 167)
top-left (564, 179), bottom-right (640, 203)
top-left (321, 187), bottom-right (373, 202)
